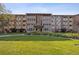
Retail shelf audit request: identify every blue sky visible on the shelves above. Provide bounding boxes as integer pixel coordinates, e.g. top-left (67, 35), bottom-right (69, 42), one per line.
top-left (4, 3), bottom-right (79, 15)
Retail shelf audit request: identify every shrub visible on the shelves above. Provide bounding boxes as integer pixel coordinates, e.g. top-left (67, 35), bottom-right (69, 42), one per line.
top-left (26, 31), bottom-right (53, 35)
top-left (26, 32), bottom-right (31, 35)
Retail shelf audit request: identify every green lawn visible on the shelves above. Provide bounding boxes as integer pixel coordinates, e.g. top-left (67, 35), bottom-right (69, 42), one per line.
top-left (0, 34), bottom-right (79, 55)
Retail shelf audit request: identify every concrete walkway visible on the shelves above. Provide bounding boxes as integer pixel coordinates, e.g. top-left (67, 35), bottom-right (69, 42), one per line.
top-left (0, 34), bottom-right (25, 37)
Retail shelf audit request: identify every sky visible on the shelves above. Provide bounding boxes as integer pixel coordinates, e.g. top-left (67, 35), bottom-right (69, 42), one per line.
top-left (4, 3), bottom-right (79, 15)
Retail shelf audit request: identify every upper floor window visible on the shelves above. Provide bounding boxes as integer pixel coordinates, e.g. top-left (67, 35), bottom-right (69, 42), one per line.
top-left (69, 21), bottom-right (72, 22)
top-left (52, 20), bottom-right (53, 22)
top-left (27, 24), bottom-right (30, 25)
top-left (63, 17), bottom-right (65, 18)
top-left (10, 20), bottom-right (14, 22)
top-left (69, 25), bottom-right (72, 26)
top-left (28, 18), bottom-right (35, 21)
top-left (23, 24), bottom-right (26, 26)
top-left (23, 20), bottom-right (26, 22)
top-left (33, 19), bottom-right (35, 21)
top-left (70, 17), bottom-right (72, 18)
top-left (22, 16), bottom-right (25, 18)
top-left (27, 24), bottom-right (34, 25)
top-left (43, 24), bottom-right (51, 26)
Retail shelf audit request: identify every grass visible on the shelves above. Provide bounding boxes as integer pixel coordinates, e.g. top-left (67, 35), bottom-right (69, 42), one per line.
top-left (0, 33), bottom-right (79, 55)
top-left (0, 40), bottom-right (79, 55)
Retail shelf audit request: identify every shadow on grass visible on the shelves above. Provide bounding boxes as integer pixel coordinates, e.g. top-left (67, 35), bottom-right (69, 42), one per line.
top-left (0, 35), bottom-right (72, 41)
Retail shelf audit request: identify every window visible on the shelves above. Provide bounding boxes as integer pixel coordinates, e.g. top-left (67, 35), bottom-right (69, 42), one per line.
top-left (70, 25), bottom-right (72, 26)
top-left (23, 20), bottom-right (26, 22)
top-left (70, 17), bottom-right (72, 18)
top-left (33, 19), bottom-right (35, 21)
top-left (43, 24), bottom-right (51, 26)
top-left (44, 28), bottom-right (48, 31)
top-left (52, 20), bottom-right (53, 22)
top-left (27, 28), bottom-right (33, 31)
top-left (22, 16), bottom-right (25, 18)
top-left (52, 24), bottom-right (54, 26)
top-left (69, 21), bottom-right (72, 22)
top-left (49, 24), bottom-right (51, 25)
top-left (27, 24), bottom-right (30, 25)
top-left (28, 18), bottom-right (30, 21)
top-left (28, 18), bottom-right (34, 21)
top-left (23, 24), bottom-right (26, 26)
top-left (11, 20), bottom-right (14, 22)
top-left (63, 16), bottom-right (67, 18)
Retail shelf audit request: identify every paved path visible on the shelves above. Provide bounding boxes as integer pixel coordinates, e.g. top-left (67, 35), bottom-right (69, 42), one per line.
top-left (0, 34), bottom-right (25, 37)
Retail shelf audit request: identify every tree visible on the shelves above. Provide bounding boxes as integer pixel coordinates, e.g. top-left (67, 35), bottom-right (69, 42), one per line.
top-left (61, 28), bottom-right (66, 32)
top-left (0, 3), bottom-right (12, 33)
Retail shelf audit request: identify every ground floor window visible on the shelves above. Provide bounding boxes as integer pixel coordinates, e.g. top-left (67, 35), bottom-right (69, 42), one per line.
top-left (27, 28), bottom-right (33, 31)
top-left (44, 28), bottom-right (49, 31)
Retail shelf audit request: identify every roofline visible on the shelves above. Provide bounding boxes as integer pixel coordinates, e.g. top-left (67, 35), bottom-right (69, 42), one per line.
top-left (26, 13), bottom-right (52, 16)
top-left (1, 13), bottom-right (79, 16)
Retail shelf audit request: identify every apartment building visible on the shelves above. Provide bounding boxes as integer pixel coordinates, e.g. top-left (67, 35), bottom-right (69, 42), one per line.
top-left (8, 14), bottom-right (26, 32)
top-left (26, 13), bottom-right (52, 32)
top-left (73, 14), bottom-right (79, 33)
top-left (0, 13), bottom-right (79, 33)
top-left (52, 15), bottom-right (73, 32)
